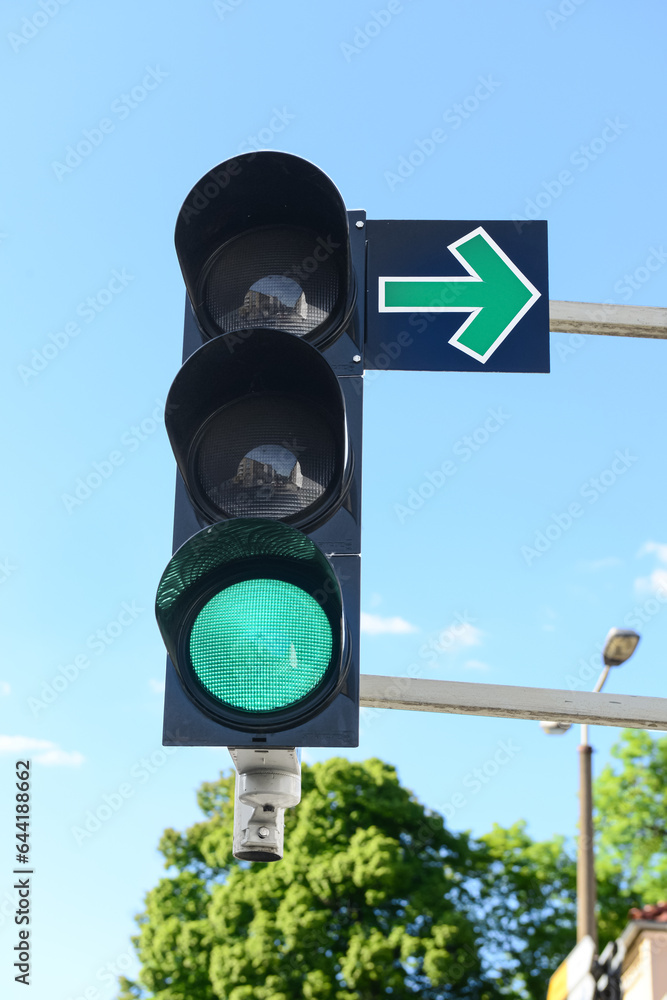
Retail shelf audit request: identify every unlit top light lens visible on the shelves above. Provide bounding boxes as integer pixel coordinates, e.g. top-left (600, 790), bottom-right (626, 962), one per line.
top-left (202, 226), bottom-right (341, 340)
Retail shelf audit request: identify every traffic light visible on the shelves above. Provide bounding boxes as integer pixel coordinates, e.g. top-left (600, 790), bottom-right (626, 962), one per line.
top-left (156, 152), bottom-right (363, 748)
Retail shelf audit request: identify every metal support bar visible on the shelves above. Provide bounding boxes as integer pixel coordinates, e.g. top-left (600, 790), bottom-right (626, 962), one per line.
top-left (550, 300), bottom-right (667, 340)
top-left (359, 675), bottom-right (667, 730)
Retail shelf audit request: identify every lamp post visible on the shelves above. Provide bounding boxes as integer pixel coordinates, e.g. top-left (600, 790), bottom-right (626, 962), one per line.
top-left (540, 628), bottom-right (641, 949)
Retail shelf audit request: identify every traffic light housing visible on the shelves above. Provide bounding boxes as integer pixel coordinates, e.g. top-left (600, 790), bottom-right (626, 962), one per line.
top-left (156, 152), bottom-right (363, 748)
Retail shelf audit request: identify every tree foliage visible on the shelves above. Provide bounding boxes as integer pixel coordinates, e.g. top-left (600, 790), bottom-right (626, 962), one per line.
top-left (118, 731), bottom-right (667, 1000)
top-left (119, 758), bottom-right (501, 1000)
top-left (473, 821), bottom-right (631, 999)
top-left (594, 728), bottom-right (667, 899)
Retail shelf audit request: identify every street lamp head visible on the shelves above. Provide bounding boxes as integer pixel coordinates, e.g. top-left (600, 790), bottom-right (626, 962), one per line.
top-left (602, 628), bottom-right (641, 667)
top-left (539, 720), bottom-right (572, 735)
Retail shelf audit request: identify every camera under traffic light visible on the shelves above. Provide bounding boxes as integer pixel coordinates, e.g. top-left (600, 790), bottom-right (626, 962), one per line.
top-left (156, 152), bottom-right (363, 749)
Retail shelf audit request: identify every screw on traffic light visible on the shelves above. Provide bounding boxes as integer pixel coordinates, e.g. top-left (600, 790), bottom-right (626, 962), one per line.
top-left (156, 152), bottom-right (363, 749)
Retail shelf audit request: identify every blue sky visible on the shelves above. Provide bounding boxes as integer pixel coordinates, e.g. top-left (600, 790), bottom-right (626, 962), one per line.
top-left (1, 0), bottom-right (666, 996)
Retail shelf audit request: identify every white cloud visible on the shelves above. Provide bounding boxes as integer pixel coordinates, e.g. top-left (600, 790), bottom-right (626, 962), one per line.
top-left (463, 659), bottom-right (490, 671)
top-left (360, 612), bottom-right (419, 635)
top-left (634, 543), bottom-right (667, 596)
top-left (638, 541), bottom-right (667, 563)
top-left (577, 556), bottom-right (622, 572)
top-left (437, 621), bottom-right (482, 649)
top-left (455, 622), bottom-right (482, 647)
top-left (35, 749), bottom-right (84, 767)
top-left (149, 678), bottom-right (165, 694)
top-left (635, 568), bottom-right (667, 596)
top-left (0, 681), bottom-right (10, 696)
top-left (0, 735), bottom-right (53, 754)
top-left (424, 619), bottom-right (483, 658)
top-left (0, 735), bottom-right (84, 766)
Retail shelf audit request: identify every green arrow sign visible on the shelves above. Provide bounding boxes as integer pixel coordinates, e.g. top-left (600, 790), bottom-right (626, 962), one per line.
top-left (379, 226), bottom-right (541, 364)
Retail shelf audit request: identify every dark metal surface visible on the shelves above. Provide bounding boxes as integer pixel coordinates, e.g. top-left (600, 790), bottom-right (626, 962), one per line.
top-left (365, 219), bottom-right (549, 373)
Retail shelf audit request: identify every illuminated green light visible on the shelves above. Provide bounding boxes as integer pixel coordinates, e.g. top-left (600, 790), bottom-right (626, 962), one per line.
top-left (189, 579), bottom-right (332, 712)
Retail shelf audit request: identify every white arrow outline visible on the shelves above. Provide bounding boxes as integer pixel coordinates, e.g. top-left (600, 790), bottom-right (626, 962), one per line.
top-left (378, 226), bottom-right (541, 364)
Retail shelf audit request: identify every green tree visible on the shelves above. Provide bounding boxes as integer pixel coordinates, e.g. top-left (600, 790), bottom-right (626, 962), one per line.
top-left (472, 821), bottom-right (632, 999)
top-left (475, 821), bottom-right (578, 998)
top-left (594, 728), bottom-right (667, 900)
top-left (119, 732), bottom-right (667, 1000)
top-left (469, 729), bottom-right (667, 997)
top-left (119, 758), bottom-right (503, 1000)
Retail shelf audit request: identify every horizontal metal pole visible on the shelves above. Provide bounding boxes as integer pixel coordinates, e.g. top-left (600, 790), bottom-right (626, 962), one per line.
top-left (360, 675), bottom-right (667, 730)
top-left (550, 300), bottom-right (667, 340)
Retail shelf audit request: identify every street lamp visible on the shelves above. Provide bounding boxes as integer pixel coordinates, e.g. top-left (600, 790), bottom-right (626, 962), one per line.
top-left (540, 628), bottom-right (641, 949)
